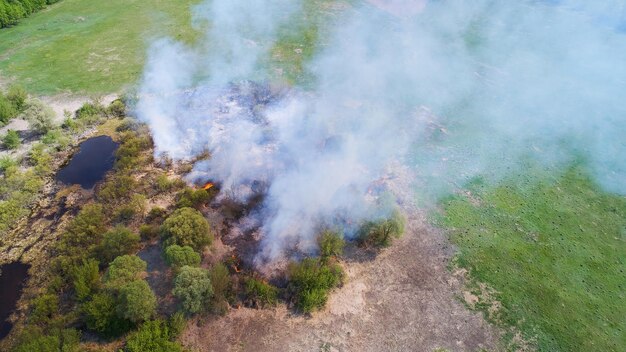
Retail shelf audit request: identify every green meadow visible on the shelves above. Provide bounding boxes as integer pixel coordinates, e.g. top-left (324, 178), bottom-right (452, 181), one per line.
top-left (440, 167), bottom-right (626, 351)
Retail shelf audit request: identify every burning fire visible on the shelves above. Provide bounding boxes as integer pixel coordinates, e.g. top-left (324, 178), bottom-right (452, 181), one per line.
top-left (231, 254), bottom-right (241, 273)
top-left (202, 182), bottom-right (214, 190)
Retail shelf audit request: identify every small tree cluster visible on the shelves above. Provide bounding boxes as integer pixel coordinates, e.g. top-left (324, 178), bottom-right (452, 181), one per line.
top-left (164, 244), bottom-right (201, 270)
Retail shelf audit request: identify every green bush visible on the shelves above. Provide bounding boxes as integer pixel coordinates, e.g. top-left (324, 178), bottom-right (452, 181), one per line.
top-left (82, 292), bottom-right (132, 336)
top-left (105, 255), bottom-right (146, 288)
top-left (244, 278), bottom-right (278, 308)
top-left (139, 224), bottom-right (160, 241)
top-left (70, 258), bottom-right (101, 301)
top-left (164, 244), bottom-right (201, 269)
top-left (167, 312), bottom-right (186, 339)
top-left (75, 101), bottom-right (103, 119)
top-left (22, 99), bottom-right (55, 134)
top-left (175, 187), bottom-right (213, 209)
top-left (318, 230), bottom-right (345, 260)
top-left (161, 207), bottom-right (212, 252)
top-left (208, 263), bottom-right (233, 315)
top-left (57, 204), bottom-right (107, 257)
top-left (30, 293), bottom-right (59, 325)
top-left (12, 327), bottom-right (80, 352)
top-left (287, 258), bottom-right (343, 313)
top-left (96, 226), bottom-right (140, 265)
top-left (98, 174), bottom-right (138, 204)
top-left (173, 266), bottom-right (213, 315)
top-left (2, 129), bottom-right (20, 149)
top-left (0, 94), bottom-right (17, 124)
top-left (358, 210), bottom-right (405, 248)
top-left (117, 280), bottom-right (156, 323)
top-left (107, 99), bottom-right (126, 118)
top-left (125, 320), bottom-right (183, 352)
top-left (7, 85), bottom-right (28, 110)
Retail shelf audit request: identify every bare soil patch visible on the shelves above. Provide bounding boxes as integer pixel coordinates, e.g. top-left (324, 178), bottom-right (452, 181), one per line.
top-left (182, 209), bottom-right (501, 352)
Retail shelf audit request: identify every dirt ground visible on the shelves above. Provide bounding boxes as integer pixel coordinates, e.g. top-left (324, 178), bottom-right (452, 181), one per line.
top-left (182, 209), bottom-right (501, 352)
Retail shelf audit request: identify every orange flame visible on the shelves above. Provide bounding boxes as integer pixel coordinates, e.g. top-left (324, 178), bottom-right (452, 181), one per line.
top-left (202, 182), bottom-right (214, 190)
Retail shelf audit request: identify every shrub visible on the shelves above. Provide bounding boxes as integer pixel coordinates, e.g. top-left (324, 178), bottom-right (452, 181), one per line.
top-left (287, 258), bottom-right (343, 313)
top-left (105, 255), bottom-right (146, 288)
top-left (57, 204), bottom-right (107, 257)
top-left (161, 207), bottom-right (212, 252)
top-left (175, 187), bottom-right (213, 209)
top-left (208, 263), bottom-right (233, 314)
top-left (30, 293), bottom-right (59, 325)
top-left (98, 174), bottom-right (138, 203)
top-left (173, 266), bottom-right (213, 314)
top-left (82, 292), bottom-right (132, 336)
top-left (75, 101), bottom-right (103, 120)
top-left (0, 95), bottom-right (17, 124)
top-left (96, 226), bottom-right (140, 265)
top-left (13, 327), bottom-right (80, 352)
top-left (7, 85), bottom-right (28, 111)
top-left (125, 319), bottom-right (183, 352)
top-left (2, 129), bottom-right (20, 149)
top-left (167, 312), bottom-right (186, 338)
top-left (117, 280), bottom-right (156, 323)
top-left (317, 230), bottom-right (345, 261)
top-left (146, 206), bottom-right (167, 223)
top-left (244, 278), bottom-right (278, 308)
top-left (139, 224), bottom-right (159, 241)
top-left (358, 210), bottom-right (406, 248)
top-left (164, 244), bottom-right (201, 269)
top-left (70, 258), bottom-right (101, 301)
top-left (22, 99), bottom-right (55, 134)
top-left (107, 99), bottom-right (126, 118)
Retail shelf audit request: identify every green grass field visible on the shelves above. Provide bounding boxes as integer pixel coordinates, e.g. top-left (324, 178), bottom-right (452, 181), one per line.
top-left (0, 0), bottom-right (344, 95)
top-left (440, 167), bottom-right (626, 351)
top-left (0, 0), bottom-right (201, 95)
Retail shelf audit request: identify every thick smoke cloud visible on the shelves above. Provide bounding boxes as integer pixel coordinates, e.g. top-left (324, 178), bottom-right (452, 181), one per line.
top-left (137, 0), bottom-right (626, 263)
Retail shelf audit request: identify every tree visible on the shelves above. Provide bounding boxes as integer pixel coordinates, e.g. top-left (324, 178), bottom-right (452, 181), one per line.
top-left (105, 255), bottom-right (146, 288)
top-left (71, 258), bottom-right (100, 301)
top-left (125, 320), bottom-right (183, 352)
top-left (82, 292), bottom-right (132, 336)
top-left (117, 280), bottom-right (156, 323)
top-left (358, 210), bottom-right (406, 248)
top-left (287, 258), bottom-right (343, 313)
top-left (161, 207), bottom-right (212, 252)
top-left (164, 244), bottom-right (201, 269)
top-left (173, 266), bottom-right (213, 314)
top-left (97, 226), bottom-right (140, 264)
top-left (58, 203), bottom-right (107, 256)
top-left (2, 129), bottom-right (20, 149)
top-left (317, 230), bottom-right (345, 261)
top-left (22, 99), bottom-right (55, 134)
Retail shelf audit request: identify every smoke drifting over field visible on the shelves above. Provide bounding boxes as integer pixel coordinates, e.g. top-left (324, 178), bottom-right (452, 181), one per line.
top-left (137, 0), bottom-right (626, 263)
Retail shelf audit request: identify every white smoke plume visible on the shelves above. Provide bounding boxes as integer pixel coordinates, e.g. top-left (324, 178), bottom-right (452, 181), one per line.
top-left (137, 0), bottom-right (626, 263)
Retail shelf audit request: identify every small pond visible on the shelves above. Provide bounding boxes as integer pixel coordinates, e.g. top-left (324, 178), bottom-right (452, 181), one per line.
top-left (56, 135), bottom-right (119, 189)
top-left (0, 262), bottom-right (30, 340)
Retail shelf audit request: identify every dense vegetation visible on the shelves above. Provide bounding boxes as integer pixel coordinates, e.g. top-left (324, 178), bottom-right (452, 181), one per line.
top-left (441, 167), bottom-right (626, 351)
top-left (0, 0), bottom-right (61, 28)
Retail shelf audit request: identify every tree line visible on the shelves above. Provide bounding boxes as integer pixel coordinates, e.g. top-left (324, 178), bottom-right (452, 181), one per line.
top-left (0, 0), bottom-right (62, 28)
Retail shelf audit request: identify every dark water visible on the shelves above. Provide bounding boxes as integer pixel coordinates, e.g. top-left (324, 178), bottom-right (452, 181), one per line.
top-left (56, 135), bottom-right (119, 188)
top-left (0, 262), bottom-right (30, 340)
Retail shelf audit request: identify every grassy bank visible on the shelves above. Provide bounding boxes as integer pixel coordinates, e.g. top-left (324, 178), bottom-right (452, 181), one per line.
top-left (440, 167), bottom-right (626, 351)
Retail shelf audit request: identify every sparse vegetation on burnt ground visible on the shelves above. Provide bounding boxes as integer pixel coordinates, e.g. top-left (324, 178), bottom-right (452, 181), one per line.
top-left (440, 166), bottom-right (626, 351)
